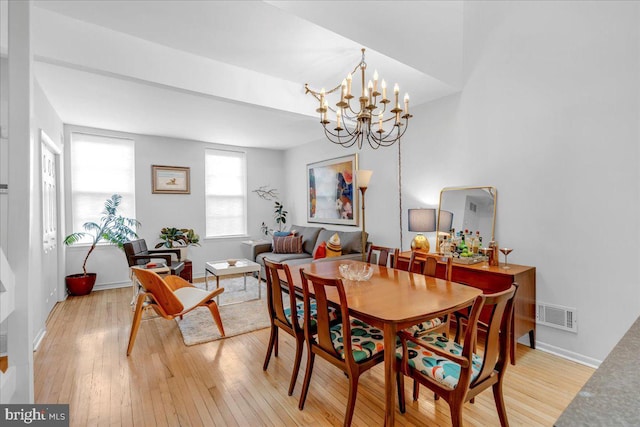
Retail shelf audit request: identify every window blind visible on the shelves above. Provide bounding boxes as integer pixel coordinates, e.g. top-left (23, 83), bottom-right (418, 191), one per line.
top-left (205, 149), bottom-right (246, 237)
top-left (69, 133), bottom-right (136, 244)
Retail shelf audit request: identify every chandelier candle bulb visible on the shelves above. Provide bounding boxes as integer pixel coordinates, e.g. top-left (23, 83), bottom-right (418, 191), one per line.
top-left (305, 48), bottom-right (412, 149)
top-left (404, 93), bottom-right (410, 115)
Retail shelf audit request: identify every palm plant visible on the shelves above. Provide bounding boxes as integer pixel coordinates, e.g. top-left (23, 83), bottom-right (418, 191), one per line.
top-left (64, 194), bottom-right (139, 276)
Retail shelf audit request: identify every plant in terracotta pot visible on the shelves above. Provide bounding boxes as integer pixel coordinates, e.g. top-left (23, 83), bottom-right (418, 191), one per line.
top-left (155, 227), bottom-right (200, 260)
top-left (63, 194), bottom-right (139, 296)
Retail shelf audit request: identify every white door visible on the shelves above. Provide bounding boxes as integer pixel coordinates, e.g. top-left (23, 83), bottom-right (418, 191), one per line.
top-left (41, 134), bottom-right (59, 314)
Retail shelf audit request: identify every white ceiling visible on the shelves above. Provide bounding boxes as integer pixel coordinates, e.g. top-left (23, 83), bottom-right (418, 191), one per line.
top-left (25, 1), bottom-right (463, 150)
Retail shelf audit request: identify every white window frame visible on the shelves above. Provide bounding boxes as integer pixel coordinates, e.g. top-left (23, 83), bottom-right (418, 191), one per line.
top-left (205, 148), bottom-right (247, 238)
top-left (69, 132), bottom-right (136, 245)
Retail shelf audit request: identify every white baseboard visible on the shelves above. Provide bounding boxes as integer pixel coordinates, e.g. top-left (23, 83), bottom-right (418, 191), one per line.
top-left (33, 328), bottom-right (46, 352)
top-left (535, 341), bottom-right (601, 369)
top-left (93, 280), bottom-right (130, 292)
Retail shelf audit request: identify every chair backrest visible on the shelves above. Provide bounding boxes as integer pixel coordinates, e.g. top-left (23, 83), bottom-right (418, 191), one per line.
top-left (367, 245), bottom-right (400, 268)
top-left (133, 268), bottom-right (184, 316)
top-left (422, 254), bottom-right (453, 281)
top-left (465, 284), bottom-right (518, 388)
top-left (124, 239), bottom-right (150, 267)
top-left (263, 259), bottom-right (302, 333)
top-left (407, 251), bottom-right (453, 281)
top-left (300, 269), bottom-right (353, 363)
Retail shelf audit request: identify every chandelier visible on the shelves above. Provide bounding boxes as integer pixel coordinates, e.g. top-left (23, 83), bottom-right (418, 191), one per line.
top-left (305, 48), bottom-right (412, 150)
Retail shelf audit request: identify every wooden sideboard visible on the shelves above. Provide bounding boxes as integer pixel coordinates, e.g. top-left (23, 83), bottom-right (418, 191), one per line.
top-left (396, 251), bottom-right (536, 363)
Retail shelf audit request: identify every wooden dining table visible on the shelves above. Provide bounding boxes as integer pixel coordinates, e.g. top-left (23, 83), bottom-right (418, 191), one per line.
top-left (282, 259), bottom-right (483, 426)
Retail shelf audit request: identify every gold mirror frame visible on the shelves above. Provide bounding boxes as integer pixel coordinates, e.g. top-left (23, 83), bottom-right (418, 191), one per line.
top-left (436, 186), bottom-right (497, 253)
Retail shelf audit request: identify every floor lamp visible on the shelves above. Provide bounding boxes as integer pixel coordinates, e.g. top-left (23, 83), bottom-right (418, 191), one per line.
top-left (356, 170), bottom-right (373, 261)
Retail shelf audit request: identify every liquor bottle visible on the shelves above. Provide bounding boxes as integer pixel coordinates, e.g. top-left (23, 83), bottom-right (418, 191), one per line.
top-left (459, 232), bottom-right (467, 254)
top-left (489, 240), bottom-right (499, 266)
top-left (473, 231), bottom-right (480, 254)
top-left (443, 236), bottom-right (452, 256)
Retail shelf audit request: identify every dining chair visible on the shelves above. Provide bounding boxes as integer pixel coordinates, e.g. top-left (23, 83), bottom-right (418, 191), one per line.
top-left (366, 245), bottom-right (400, 268)
top-left (298, 269), bottom-right (386, 427)
top-left (404, 251), bottom-right (454, 399)
top-left (396, 284), bottom-right (518, 427)
top-left (127, 268), bottom-right (225, 356)
top-left (262, 259), bottom-right (338, 396)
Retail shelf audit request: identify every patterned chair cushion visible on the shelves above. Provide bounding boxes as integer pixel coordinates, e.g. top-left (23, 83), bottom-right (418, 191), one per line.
top-left (396, 333), bottom-right (482, 389)
top-left (405, 317), bottom-right (444, 337)
top-left (328, 318), bottom-right (385, 363)
top-left (284, 300), bottom-right (338, 329)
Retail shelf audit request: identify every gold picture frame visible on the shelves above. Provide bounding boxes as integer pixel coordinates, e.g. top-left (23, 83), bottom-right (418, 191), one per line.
top-left (152, 165), bottom-right (190, 194)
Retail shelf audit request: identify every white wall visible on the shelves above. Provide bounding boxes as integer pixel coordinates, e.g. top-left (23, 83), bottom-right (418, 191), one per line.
top-left (284, 1), bottom-right (640, 365)
top-left (1, 55), bottom-right (64, 353)
top-left (64, 125), bottom-right (285, 286)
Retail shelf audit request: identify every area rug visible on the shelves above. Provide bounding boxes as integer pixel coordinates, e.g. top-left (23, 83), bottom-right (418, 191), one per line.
top-left (176, 276), bottom-right (270, 346)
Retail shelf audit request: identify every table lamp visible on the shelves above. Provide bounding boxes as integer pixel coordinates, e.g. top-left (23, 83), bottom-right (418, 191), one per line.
top-left (408, 208), bottom-right (436, 252)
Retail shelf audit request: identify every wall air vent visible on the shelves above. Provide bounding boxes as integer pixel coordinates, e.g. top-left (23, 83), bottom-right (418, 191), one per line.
top-left (536, 302), bottom-right (577, 333)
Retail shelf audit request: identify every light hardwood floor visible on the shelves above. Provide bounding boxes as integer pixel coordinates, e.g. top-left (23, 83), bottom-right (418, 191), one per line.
top-left (35, 287), bottom-right (594, 426)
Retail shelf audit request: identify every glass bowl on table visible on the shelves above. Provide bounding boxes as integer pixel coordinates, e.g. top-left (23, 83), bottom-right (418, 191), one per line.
top-left (339, 263), bottom-right (374, 281)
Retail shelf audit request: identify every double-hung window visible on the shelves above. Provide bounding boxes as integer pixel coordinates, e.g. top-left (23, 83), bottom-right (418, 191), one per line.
top-left (69, 133), bottom-right (136, 244)
top-left (205, 149), bottom-right (247, 237)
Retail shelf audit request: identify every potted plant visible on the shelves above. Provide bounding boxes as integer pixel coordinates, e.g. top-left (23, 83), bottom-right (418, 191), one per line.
top-left (63, 194), bottom-right (139, 296)
top-left (155, 227), bottom-right (200, 260)
top-left (261, 201), bottom-right (288, 236)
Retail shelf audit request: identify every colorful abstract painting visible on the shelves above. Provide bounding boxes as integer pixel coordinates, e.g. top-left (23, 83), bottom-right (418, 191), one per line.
top-left (307, 154), bottom-right (358, 226)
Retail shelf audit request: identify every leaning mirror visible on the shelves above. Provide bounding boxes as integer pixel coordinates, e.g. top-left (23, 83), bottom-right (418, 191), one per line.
top-left (436, 186), bottom-right (497, 252)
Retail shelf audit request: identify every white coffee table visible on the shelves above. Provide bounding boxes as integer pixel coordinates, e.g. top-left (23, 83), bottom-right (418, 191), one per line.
top-left (204, 259), bottom-right (262, 305)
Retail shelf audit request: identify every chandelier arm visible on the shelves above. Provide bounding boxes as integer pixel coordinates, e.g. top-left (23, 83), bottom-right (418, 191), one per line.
top-left (324, 126), bottom-right (360, 148)
top-left (323, 123), bottom-right (358, 139)
top-left (378, 120), bottom-right (409, 145)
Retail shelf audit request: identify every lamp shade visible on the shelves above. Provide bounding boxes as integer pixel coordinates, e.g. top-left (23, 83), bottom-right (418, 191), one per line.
top-left (437, 210), bottom-right (454, 232)
top-left (356, 170), bottom-right (373, 188)
top-left (408, 208), bottom-right (436, 232)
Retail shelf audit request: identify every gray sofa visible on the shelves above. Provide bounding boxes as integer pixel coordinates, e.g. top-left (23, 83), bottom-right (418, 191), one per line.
top-left (247, 224), bottom-right (367, 279)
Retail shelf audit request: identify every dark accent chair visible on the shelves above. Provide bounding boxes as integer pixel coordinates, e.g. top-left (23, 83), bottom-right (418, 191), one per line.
top-left (123, 239), bottom-right (185, 276)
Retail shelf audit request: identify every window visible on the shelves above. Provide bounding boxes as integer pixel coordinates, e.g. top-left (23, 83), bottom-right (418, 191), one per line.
top-left (69, 133), bottom-right (135, 244)
top-left (205, 149), bottom-right (246, 237)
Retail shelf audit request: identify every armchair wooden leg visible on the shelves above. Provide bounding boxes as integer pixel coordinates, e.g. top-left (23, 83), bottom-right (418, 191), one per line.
top-left (396, 368), bottom-right (406, 414)
top-left (288, 334), bottom-right (304, 396)
top-left (344, 373), bottom-right (359, 427)
top-left (492, 381), bottom-right (509, 427)
top-left (206, 301), bottom-right (225, 337)
top-left (127, 294), bottom-right (146, 356)
top-left (298, 352), bottom-right (315, 410)
top-left (413, 379), bottom-right (420, 401)
top-left (263, 325), bottom-right (277, 371)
